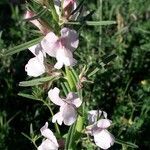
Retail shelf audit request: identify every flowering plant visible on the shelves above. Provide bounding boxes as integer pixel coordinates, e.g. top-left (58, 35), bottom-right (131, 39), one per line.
top-left (4, 0), bottom-right (119, 149)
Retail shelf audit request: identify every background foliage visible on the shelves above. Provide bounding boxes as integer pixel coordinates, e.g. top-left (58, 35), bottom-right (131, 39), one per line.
top-left (0, 0), bottom-right (150, 149)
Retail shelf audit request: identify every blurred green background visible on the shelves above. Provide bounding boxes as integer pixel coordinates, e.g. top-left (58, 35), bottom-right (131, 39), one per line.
top-left (0, 0), bottom-right (150, 149)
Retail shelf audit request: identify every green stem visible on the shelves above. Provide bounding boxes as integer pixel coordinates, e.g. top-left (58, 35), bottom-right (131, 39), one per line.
top-left (43, 101), bottom-right (60, 135)
top-left (32, 140), bottom-right (38, 149)
top-left (65, 67), bottom-right (84, 149)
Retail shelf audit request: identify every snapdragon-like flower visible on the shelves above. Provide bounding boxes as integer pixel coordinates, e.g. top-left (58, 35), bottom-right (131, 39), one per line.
top-left (25, 44), bottom-right (46, 77)
top-left (87, 110), bottom-right (115, 149)
top-left (41, 27), bottom-right (79, 69)
top-left (38, 122), bottom-right (59, 150)
top-left (48, 87), bottom-right (82, 126)
top-left (24, 10), bottom-right (50, 35)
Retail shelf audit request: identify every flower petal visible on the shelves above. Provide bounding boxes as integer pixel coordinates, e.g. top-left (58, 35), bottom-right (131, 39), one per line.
top-left (93, 129), bottom-right (115, 149)
top-left (41, 32), bottom-right (59, 57)
top-left (40, 122), bottom-right (59, 148)
top-left (52, 111), bottom-right (63, 125)
top-left (54, 61), bottom-right (64, 69)
top-left (61, 104), bottom-right (77, 126)
top-left (25, 56), bottom-right (45, 77)
top-left (28, 44), bottom-right (44, 57)
top-left (88, 110), bottom-right (102, 125)
top-left (55, 47), bottom-right (77, 68)
top-left (61, 28), bottom-right (79, 51)
top-left (38, 139), bottom-right (58, 150)
top-left (48, 87), bottom-right (64, 106)
top-left (66, 92), bottom-right (82, 107)
top-left (97, 119), bottom-right (112, 129)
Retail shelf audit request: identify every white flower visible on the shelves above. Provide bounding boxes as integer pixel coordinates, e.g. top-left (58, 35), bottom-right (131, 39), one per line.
top-left (41, 27), bottom-right (79, 69)
top-left (25, 44), bottom-right (46, 77)
top-left (87, 110), bottom-right (115, 149)
top-left (38, 122), bottom-right (59, 150)
top-left (48, 87), bottom-right (82, 126)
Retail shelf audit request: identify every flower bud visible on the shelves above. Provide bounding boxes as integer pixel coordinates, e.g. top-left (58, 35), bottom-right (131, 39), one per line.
top-left (63, 0), bottom-right (76, 19)
top-left (24, 10), bottom-right (50, 35)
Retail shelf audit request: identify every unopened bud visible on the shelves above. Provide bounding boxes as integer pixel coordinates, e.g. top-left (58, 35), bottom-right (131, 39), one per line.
top-left (63, 0), bottom-right (76, 18)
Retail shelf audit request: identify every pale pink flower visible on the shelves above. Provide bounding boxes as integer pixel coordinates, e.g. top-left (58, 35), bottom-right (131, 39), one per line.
top-left (38, 122), bottom-right (59, 150)
top-left (87, 111), bottom-right (115, 149)
top-left (54, 0), bottom-right (77, 19)
top-left (41, 27), bottom-right (79, 69)
top-left (48, 87), bottom-right (82, 126)
top-left (24, 10), bottom-right (50, 35)
top-left (25, 44), bottom-right (46, 77)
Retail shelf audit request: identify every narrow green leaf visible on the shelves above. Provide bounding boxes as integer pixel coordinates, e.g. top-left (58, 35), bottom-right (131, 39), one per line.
top-left (18, 93), bottom-right (42, 101)
top-left (48, 0), bottom-right (59, 22)
top-left (70, 67), bottom-right (79, 83)
top-left (19, 76), bottom-right (56, 87)
top-left (65, 122), bottom-right (77, 150)
top-left (64, 81), bottom-right (71, 93)
top-left (115, 139), bottom-right (138, 149)
top-left (88, 67), bottom-right (99, 78)
top-left (21, 132), bottom-right (32, 141)
top-left (4, 37), bottom-right (43, 56)
top-left (102, 53), bottom-right (117, 64)
top-left (66, 21), bottom-right (116, 26)
top-left (60, 82), bottom-right (68, 96)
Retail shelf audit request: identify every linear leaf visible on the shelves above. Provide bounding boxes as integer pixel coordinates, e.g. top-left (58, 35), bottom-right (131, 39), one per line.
top-left (102, 53), bottom-right (117, 64)
top-left (115, 139), bottom-right (138, 149)
top-left (18, 93), bottom-right (42, 101)
top-left (19, 76), bottom-right (56, 87)
top-left (66, 21), bottom-right (116, 26)
top-left (88, 67), bottom-right (99, 78)
top-left (65, 122), bottom-right (77, 149)
top-left (4, 36), bottom-right (43, 56)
